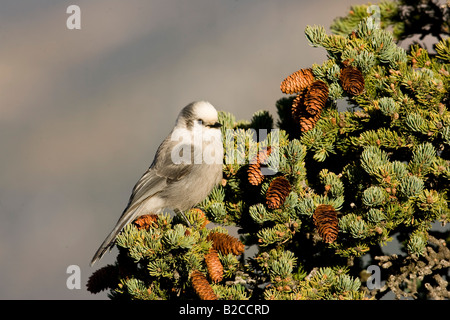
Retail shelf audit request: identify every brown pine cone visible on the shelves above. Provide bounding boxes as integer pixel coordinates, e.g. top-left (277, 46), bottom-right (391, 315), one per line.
top-left (298, 111), bottom-right (322, 132)
top-left (291, 92), bottom-right (306, 122)
top-left (191, 270), bottom-right (217, 300)
top-left (86, 265), bottom-right (118, 294)
top-left (339, 65), bottom-right (364, 95)
top-left (248, 146), bottom-right (272, 186)
top-left (266, 177), bottom-right (292, 209)
top-left (304, 80), bottom-right (329, 116)
top-left (248, 163), bottom-right (264, 186)
top-left (134, 214), bottom-right (158, 230)
top-left (291, 86), bottom-right (325, 132)
top-left (280, 68), bottom-right (315, 94)
top-left (205, 249), bottom-right (224, 283)
top-left (313, 204), bottom-right (339, 243)
top-left (206, 232), bottom-right (245, 256)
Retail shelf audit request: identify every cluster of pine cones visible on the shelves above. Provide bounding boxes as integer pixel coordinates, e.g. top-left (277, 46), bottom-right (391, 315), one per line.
top-left (127, 64), bottom-right (361, 300)
top-left (280, 60), bottom-right (364, 132)
top-left (87, 214), bottom-right (245, 301)
top-left (247, 152), bottom-right (339, 244)
top-left (247, 147), bottom-right (292, 210)
top-left (191, 232), bottom-right (245, 300)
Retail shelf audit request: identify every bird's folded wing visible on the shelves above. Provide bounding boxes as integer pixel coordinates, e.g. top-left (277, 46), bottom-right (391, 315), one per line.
top-left (125, 139), bottom-right (195, 210)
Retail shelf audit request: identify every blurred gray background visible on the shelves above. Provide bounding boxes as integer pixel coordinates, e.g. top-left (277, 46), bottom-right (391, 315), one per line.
top-left (0, 0), bottom-right (370, 299)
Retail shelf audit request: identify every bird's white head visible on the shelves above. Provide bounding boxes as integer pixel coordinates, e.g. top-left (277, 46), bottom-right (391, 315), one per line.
top-left (176, 101), bottom-right (221, 129)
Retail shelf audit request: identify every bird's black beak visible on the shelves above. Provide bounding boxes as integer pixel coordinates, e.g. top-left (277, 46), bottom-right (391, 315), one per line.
top-left (208, 122), bottom-right (222, 128)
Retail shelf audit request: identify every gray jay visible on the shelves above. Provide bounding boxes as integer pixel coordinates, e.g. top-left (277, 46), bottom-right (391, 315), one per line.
top-left (90, 101), bottom-right (223, 266)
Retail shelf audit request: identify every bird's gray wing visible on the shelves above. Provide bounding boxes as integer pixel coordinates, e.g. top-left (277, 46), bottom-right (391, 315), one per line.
top-left (126, 138), bottom-right (196, 208)
top-left (90, 137), bottom-right (196, 266)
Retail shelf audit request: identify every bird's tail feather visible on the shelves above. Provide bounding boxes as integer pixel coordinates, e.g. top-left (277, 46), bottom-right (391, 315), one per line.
top-left (90, 206), bottom-right (142, 267)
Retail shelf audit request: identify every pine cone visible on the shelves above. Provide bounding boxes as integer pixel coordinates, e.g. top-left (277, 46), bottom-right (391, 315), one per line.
top-left (207, 232), bottom-right (245, 255)
top-left (304, 80), bottom-right (329, 115)
top-left (291, 92), bottom-right (306, 122)
top-left (291, 86), bottom-right (325, 132)
top-left (191, 270), bottom-right (217, 300)
top-left (205, 249), bottom-right (224, 283)
top-left (280, 68), bottom-right (315, 94)
top-left (248, 163), bottom-right (264, 186)
top-left (248, 147), bottom-right (272, 186)
top-left (298, 111), bottom-right (322, 132)
top-left (339, 65), bottom-right (364, 95)
top-left (134, 214), bottom-right (158, 230)
top-left (86, 265), bottom-right (118, 294)
top-left (266, 176), bottom-right (292, 209)
top-left (313, 204), bottom-right (339, 243)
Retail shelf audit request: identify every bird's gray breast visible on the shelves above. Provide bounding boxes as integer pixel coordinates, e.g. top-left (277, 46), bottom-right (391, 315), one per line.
top-left (160, 162), bottom-right (222, 211)
top-left (152, 130), bottom-right (223, 211)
